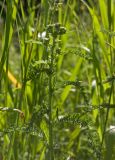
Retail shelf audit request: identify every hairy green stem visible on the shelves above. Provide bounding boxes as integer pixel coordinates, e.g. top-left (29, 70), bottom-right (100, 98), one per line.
top-left (48, 38), bottom-right (55, 160)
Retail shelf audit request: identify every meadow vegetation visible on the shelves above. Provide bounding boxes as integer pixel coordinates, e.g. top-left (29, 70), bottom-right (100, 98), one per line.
top-left (0, 0), bottom-right (115, 160)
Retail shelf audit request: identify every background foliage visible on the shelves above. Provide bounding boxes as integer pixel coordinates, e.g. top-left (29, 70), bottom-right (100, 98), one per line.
top-left (0, 0), bottom-right (115, 160)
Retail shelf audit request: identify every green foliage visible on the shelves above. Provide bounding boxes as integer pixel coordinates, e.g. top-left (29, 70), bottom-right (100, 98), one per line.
top-left (0, 0), bottom-right (115, 160)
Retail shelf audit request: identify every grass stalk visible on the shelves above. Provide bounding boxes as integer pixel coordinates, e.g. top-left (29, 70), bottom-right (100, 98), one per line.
top-left (101, 0), bottom-right (114, 156)
top-left (0, 1), bottom-right (115, 159)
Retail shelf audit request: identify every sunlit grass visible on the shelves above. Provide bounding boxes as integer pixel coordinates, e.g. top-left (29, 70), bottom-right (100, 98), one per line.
top-left (0, 0), bottom-right (115, 160)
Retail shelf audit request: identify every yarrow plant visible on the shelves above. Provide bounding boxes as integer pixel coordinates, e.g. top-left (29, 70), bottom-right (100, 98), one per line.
top-left (26, 22), bottom-right (66, 160)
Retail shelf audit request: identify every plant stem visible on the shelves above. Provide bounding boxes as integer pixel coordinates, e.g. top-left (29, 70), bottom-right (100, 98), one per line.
top-left (48, 38), bottom-right (55, 160)
top-left (101, 0), bottom-right (113, 152)
top-left (48, 75), bottom-right (53, 160)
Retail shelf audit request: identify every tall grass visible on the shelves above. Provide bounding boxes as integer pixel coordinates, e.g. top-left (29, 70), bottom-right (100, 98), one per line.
top-left (0, 0), bottom-right (115, 160)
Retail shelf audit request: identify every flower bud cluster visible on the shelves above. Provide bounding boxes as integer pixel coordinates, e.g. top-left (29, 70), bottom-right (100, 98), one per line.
top-left (46, 23), bottom-right (66, 37)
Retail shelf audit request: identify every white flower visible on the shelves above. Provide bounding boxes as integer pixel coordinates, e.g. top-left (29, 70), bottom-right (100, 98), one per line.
top-left (58, 115), bottom-right (64, 120)
top-left (38, 31), bottom-right (46, 39)
top-left (92, 79), bottom-right (96, 88)
top-left (110, 125), bottom-right (115, 133)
